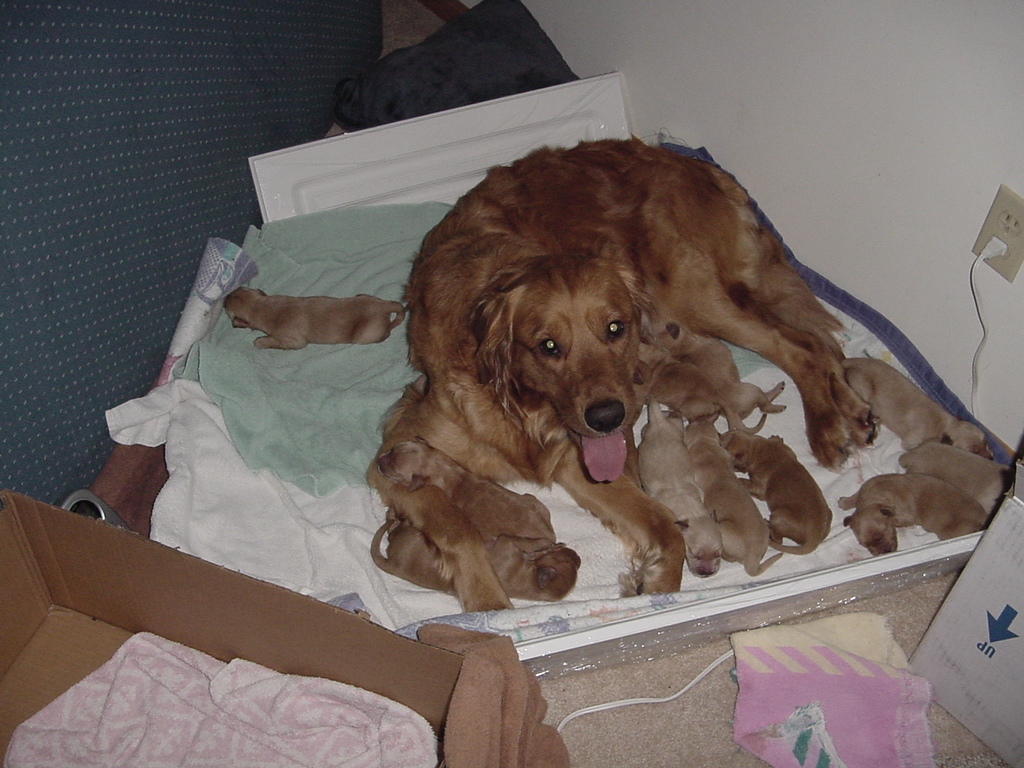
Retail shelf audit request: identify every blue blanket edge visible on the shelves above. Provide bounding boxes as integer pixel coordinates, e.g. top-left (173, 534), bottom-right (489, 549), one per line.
top-left (663, 142), bottom-right (1011, 465)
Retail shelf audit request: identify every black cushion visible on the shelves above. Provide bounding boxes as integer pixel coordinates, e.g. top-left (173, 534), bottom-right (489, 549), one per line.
top-left (334, 0), bottom-right (577, 130)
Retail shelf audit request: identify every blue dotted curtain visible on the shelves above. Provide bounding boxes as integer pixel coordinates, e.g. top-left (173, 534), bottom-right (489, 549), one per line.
top-left (1, 1), bottom-right (382, 503)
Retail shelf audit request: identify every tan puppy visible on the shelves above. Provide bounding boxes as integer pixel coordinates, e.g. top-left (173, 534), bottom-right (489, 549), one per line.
top-left (684, 419), bottom-right (780, 577)
top-left (224, 286), bottom-right (405, 349)
top-left (375, 439), bottom-right (580, 601)
top-left (638, 402), bottom-right (722, 577)
top-left (722, 431), bottom-right (831, 556)
top-left (371, 516), bottom-right (578, 601)
top-left (647, 355), bottom-right (768, 433)
top-left (898, 441), bottom-right (1012, 512)
top-left (839, 472), bottom-right (989, 556)
top-left (654, 321), bottom-right (787, 421)
top-left (843, 357), bottom-right (991, 457)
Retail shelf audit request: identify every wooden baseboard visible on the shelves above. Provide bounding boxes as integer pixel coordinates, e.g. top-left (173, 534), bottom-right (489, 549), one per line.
top-left (416, 0), bottom-right (469, 22)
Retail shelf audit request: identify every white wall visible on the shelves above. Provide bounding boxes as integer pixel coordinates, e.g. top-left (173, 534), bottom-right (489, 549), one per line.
top-left (525, 0), bottom-right (1024, 454)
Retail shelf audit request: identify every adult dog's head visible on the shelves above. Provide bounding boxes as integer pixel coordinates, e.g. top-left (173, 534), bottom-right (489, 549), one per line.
top-left (471, 252), bottom-right (650, 483)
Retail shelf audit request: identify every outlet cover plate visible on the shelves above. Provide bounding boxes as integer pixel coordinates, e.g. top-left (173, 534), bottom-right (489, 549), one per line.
top-left (973, 184), bottom-right (1024, 282)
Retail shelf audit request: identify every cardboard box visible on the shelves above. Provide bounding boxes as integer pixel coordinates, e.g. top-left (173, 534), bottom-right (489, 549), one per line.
top-left (0, 490), bottom-right (464, 755)
top-left (911, 462), bottom-right (1024, 767)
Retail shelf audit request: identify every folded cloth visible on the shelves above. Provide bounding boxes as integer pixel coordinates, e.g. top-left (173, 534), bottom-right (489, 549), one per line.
top-left (731, 613), bottom-right (935, 768)
top-left (417, 625), bottom-right (570, 768)
top-left (5, 633), bottom-right (437, 768)
top-left (157, 237), bottom-right (259, 387)
top-left (179, 202), bottom-right (452, 495)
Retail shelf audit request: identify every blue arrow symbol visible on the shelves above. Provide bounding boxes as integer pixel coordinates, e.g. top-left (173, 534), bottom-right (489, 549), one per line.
top-left (987, 605), bottom-right (1019, 643)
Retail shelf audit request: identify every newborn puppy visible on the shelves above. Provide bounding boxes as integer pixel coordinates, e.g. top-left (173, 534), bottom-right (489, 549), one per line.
top-left (638, 402), bottom-right (722, 577)
top-left (371, 516), bottom-right (579, 601)
top-left (224, 287), bottom-right (406, 349)
top-left (843, 357), bottom-right (991, 457)
top-left (840, 472), bottom-right (989, 555)
top-left (375, 439), bottom-right (580, 601)
top-left (898, 441), bottom-right (1012, 513)
top-left (684, 419), bottom-right (780, 577)
top-left (647, 353), bottom-right (768, 433)
top-left (658, 322), bottom-right (787, 421)
top-left (722, 431), bottom-right (832, 556)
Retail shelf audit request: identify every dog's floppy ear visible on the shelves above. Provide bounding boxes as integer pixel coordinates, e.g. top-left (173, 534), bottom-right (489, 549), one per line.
top-left (599, 247), bottom-right (654, 340)
top-left (471, 262), bottom-right (533, 411)
top-left (471, 287), bottom-right (517, 408)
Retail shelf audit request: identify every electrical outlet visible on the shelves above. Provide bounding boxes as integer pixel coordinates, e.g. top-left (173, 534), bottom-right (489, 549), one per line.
top-left (972, 184), bottom-right (1024, 282)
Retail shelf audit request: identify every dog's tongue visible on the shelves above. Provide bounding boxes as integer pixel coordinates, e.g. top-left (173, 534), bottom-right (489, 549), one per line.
top-left (581, 430), bottom-right (627, 482)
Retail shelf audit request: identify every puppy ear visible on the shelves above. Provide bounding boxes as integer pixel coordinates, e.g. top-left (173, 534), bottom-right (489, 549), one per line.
top-left (837, 494), bottom-right (856, 510)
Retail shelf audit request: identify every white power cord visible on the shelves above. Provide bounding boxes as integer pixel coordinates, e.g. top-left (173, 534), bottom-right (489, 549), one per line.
top-left (555, 649), bottom-right (734, 733)
top-left (969, 236), bottom-right (1008, 413)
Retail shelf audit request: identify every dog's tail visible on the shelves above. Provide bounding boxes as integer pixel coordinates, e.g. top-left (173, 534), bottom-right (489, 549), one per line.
top-left (370, 517), bottom-right (401, 574)
top-left (767, 538), bottom-right (821, 555)
top-left (723, 403), bottom-right (768, 434)
top-left (386, 302), bottom-right (407, 331)
top-left (745, 550), bottom-right (784, 576)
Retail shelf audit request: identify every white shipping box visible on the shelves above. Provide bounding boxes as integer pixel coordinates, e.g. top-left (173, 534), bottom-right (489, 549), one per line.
top-left (911, 462), bottom-right (1024, 767)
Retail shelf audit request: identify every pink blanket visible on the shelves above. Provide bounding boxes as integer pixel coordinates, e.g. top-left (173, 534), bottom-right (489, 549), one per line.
top-left (5, 633), bottom-right (436, 768)
top-left (731, 613), bottom-right (935, 768)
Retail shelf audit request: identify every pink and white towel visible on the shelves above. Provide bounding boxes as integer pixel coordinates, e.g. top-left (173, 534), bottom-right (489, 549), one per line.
top-left (731, 613), bottom-right (936, 768)
top-left (5, 633), bottom-right (437, 768)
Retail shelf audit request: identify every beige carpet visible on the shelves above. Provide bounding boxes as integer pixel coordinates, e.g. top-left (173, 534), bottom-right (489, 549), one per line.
top-left (536, 573), bottom-right (1008, 767)
top-left (381, 3), bottom-right (1009, 765)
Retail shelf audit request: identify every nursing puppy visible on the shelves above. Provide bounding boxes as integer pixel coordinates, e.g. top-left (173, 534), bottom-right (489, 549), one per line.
top-left (722, 431), bottom-right (832, 556)
top-left (224, 287), bottom-right (405, 349)
top-left (647, 352), bottom-right (769, 434)
top-left (638, 402), bottom-right (723, 577)
top-left (898, 441), bottom-right (1012, 512)
top-left (842, 357), bottom-right (991, 457)
top-left (654, 321), bottom-right (787, 422)
top-left (840, 472), bottom-right (989, 556)
top-left (684, 419), bottom-right (780, 577)
top-left (375, 439), bottom-right (580, 601)
top-left (371, 516), bottom-right (577, 601)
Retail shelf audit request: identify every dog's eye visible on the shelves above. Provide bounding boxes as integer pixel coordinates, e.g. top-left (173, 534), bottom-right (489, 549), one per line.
top-left (607, 320), bottom-right (626, 339)
top-left (539, 338), bottom-right (560, 357)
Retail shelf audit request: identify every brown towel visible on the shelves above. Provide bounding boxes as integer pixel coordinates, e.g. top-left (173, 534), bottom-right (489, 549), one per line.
top-left (418, 624), bottom-right (570, 768)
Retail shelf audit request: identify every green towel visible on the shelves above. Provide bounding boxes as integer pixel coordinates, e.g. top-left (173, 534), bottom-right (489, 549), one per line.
top-left (181, 202), bottom-right (452, 495)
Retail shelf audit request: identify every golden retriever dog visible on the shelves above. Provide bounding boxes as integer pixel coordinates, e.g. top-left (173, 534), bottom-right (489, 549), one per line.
top-left (684, 419), bottom-right (781, 577)
top-left (638, 403), bottom-right (723, 578)
top-left (368, 138), bottom-right (872, 612)
top-left (375, 439), bottom-right (580, 602)
top-left (842, 357), bottom-right (992, 457)
top-left (722, 431), bottom-right (832, 556)
top-left (839, 472), bottom-right (989, 555)
top-left (224, 287), bottom-right (405, 349)
top-left (897, 441), bottom-right (1012, 512)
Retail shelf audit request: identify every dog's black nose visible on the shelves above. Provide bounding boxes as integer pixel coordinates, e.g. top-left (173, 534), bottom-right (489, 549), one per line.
top-left (585, 400), bottom-right (625, 433)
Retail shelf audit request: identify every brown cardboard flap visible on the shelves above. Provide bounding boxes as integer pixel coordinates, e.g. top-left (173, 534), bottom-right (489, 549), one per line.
top-left (0, 491), bottom-right (463, 735)
top-left (0, 608), bottom-right (131, 750)
top-left (0, 507), bottom-right (50, 676)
